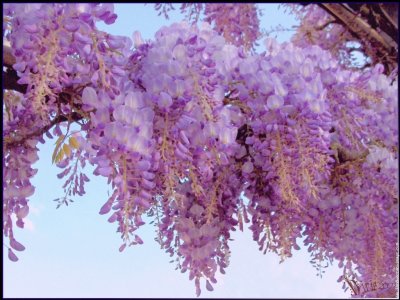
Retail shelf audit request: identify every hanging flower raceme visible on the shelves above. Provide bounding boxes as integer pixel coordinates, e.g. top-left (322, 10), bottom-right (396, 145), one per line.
top-left (204, 3), bottom-right (261, 51)
top-left (3, 138), bottom-right (39, 262)
top-left (3, 4), bottom-right (398, 298)
top-left (154, 3), bottom-right (261, 51)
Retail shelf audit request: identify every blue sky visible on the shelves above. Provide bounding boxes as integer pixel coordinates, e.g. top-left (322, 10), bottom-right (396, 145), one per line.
top-left (4, 4), bottom-right (348, 298)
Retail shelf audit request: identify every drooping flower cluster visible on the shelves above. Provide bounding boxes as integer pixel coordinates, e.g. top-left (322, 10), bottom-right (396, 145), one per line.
top-left (286, 3), bottom-right (398, 74)
top-left (231, 38), bottom-right (398, 297)
top-left (126, 22), bottom-right (247, 293)
top-left (3, 137), bottom-right (39, 262)
top-left (3, 4), bottom-right (398, 298)
top-left (287, 4), bottom-right (356, 67)
top-left (3, 2), bottom-right (132, 254)
top-left (226, 40), bottom-right (335, 263)
top-left (155, 3), bottom-right (261, 51)
top-left (203, 3), bottom-right (261, 51)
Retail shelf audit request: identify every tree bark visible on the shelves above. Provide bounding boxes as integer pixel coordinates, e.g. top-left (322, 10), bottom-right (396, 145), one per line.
top-left (317, 3), bottom-right (398, 73)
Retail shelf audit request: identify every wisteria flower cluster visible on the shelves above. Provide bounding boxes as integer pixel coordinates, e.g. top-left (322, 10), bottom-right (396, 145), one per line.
top-left (155, 3), bottom-right (261, 51)
top-left (3, 3), bottom-right (398, 298)
top-left (287, 4), bottom-right (356, 67)
top-left (286, 3), bottom-right (398, 74)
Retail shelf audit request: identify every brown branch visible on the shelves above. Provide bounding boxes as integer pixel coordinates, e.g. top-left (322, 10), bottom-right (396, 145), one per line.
top-left (319, 4), bottom-right (397, 51)
top-left (345, 3), bottom-right (398, 43)
top-left (315, 19), bottom-right (338, 31)
top-left (4, 112), bottom-right (84, 148)
top-left (318, 3), bottom-right (398, 73)
top-left (3, 44), bottom-right (16, 68)
top-left (376, 4), bottom-right (398, 44)
top-left (3, 68), bottom-right (28, 94)
top-left (3, 45), bottom-right (28, 93)
top-left (379, 4), bottom-right (398, 32)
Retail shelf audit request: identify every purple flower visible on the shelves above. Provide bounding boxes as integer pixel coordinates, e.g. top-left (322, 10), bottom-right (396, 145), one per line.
top-left (8, 249), bottom-right (19, 262)
top-left (158, 92), bottom-right (173, 109)
top-left (82, 86), bottom-right (98, 108)
top-left (10, 239), bottom-right (25, 252)
top-left (267, 95), bottom-right (284, 110)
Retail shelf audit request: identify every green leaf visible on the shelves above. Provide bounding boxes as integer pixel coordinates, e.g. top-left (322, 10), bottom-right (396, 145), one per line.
top-left (52, 134), bottom-right (65, 164)
top-left (69, 136), bottom-right (79, 149)
top-left (55, 148), bottom-right (65, 164)
top-left (63, 143), bottom-right (71, 158)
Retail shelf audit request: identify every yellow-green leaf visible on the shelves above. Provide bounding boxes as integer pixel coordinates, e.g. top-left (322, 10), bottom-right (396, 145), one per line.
top-left (52, 134), bottom-right (65, 164)
top-left (69, 136), bottom-right (79, 149)
top-left (63, 144), bottom-right (71, 158)
top-left (55, 148), bottom-right (64, 164)
top-left (54, 134), bottom-right (65, 146)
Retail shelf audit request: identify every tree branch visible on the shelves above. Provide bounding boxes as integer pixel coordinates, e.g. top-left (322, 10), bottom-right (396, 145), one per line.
top-left (3, 43), bottom-right (16, 68)
top-left (345, 3), bottom-right (398, 43)
top-left (315, 20), bottom-right (338, 31)
top-left (319, 4), bottom-right (397, 51)
top-left (3, 68), bottom-right (28, 94)
top-left (4, 112), bottom-right (84, 148)
top-left (318, 3), bottom-right (398, 72)
top-left (3, 44), bottom-right (28, 93)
